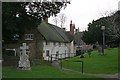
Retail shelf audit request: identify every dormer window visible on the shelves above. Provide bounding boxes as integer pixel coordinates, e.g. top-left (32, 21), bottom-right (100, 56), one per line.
top-left (25, 34), bottom-right (33, 40)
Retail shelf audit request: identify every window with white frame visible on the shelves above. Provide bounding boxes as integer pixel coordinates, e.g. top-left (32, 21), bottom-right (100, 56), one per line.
top-left (53, 42), bottom-right (56, 46)
top-left (25, 34), bottom-right (33, 40)
top-left (64, 43), bottom-right (67, 46)
top-left (46, 41), bottom-right (50, 45)
top-left (46, 50), bottom-right (50, 56)
top-left (56, 51), bottom-right (59, 57)
top-left (59, 42), bottom-right (61, 47)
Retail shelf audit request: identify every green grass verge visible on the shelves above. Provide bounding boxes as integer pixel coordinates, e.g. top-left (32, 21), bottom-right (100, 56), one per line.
top-left (2, 65), bottom-right (98, 78)
top-left (2, 48), bottom-right (118, 78)
top-left (63, 48), bottom-right (118, 74)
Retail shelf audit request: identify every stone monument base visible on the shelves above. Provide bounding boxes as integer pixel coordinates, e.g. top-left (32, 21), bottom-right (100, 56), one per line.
top-left (17, 67), bottom-right (31, 70)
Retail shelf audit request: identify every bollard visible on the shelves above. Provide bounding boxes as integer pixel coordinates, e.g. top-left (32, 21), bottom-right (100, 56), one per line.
top-left (60, 54), bottom-right (62, 69)
top-left (81, 61), bottom-right (83, 74)
top-left (51, 54), bottom-right (52, 63)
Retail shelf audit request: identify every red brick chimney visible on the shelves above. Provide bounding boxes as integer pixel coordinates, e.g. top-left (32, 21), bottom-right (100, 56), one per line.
top-left (43, 16), bottom-right (48, 23)
top-left (70, 20), bottom-right (74, 34)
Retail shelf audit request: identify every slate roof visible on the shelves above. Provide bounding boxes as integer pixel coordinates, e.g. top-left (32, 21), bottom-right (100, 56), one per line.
top-left (74, 32), bottom-right (84, 45)
top-left (37, 21), bottom-right (73, 43)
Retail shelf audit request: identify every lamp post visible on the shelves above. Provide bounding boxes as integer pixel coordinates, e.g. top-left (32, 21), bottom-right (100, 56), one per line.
top-left (101, 26), bottom-right (105, 55)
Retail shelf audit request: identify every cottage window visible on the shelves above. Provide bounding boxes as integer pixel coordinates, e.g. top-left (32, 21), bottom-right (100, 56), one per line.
top-left (65, 50), bottom-right (66, 53)
top-left (59, 42), bottom-right (61, 46)
top-left (46, 41), bottom-right (49, 45)
top-left (53, 42), bottom-right (56, 45)
top-left (5, 49), bottom-right (16, 56)
top-left (25, 34), bottom-right (33, 40)
top-left (46, 50), bottom-right (50, 56)
top-left (56, 51), bottom-right (59, 57)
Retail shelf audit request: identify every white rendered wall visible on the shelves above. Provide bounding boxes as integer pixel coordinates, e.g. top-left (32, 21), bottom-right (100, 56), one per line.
top-left (70, 41), bottom-right (76, 57)
top-left (43, 42), bottom-right (69, 60)
top-left (43, 41), bottom-right (74, 60)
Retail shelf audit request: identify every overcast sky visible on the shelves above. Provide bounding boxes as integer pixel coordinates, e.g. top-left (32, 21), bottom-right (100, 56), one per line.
top-left (48, 0), bottom-right (120, 31)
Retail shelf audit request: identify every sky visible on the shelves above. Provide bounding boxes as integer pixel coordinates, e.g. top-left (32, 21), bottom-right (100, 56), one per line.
top-left (48, 0), bottom-right (120, 31)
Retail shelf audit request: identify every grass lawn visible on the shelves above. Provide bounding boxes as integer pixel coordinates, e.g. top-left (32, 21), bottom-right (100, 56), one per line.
top-left (2, 65), bottom-right (98, 78)
top-left (2, 48), bottom-right (118, 78)
top-left (63, 48), bottom-right (118, 74)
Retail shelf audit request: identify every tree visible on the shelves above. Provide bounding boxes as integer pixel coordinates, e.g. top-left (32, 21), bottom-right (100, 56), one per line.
top-left (53, 16), bottom-right (59, 26)
top-left (99, 10), bottom-right (120, 46)
top-left (53, 13), bottom-right (67, 28)
top-left (82, 19), bottom-right (104, 45)
top-left (2, 2), bottom-right (28, 42)
top-left (59, 13), bottom-right (67, 28)
top-left (2, 1), bottom-right (70, 43)
top-left (82, 11), bottom-right (120, 47)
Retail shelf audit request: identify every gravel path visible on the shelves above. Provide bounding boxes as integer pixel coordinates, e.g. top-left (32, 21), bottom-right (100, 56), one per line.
top-left (85, 72), bottom-right (119, 78)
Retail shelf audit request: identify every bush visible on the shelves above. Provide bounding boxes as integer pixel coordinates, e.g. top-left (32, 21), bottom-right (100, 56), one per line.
top-left (87, 49), bottom-right (93, 57)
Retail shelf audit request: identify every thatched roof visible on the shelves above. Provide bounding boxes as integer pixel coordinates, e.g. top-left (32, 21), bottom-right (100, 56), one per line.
top-left (37, 21), bottom-right (73, 43)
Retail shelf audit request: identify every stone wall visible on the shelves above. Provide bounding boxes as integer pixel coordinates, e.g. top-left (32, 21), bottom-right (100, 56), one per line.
top-left (3, 28), bottom-right (44, 66)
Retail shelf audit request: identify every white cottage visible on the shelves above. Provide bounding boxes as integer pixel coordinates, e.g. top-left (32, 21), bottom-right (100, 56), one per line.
top-left (3, 20), bottom-right (75, 66)
top-left (37, 21), bottom-right (75, 61)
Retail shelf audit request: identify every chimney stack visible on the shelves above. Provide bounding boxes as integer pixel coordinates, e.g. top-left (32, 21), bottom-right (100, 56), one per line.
top-left (70, 20), bottom-right (75, 34)
top-left (43, 16), bottom-right (48, 23)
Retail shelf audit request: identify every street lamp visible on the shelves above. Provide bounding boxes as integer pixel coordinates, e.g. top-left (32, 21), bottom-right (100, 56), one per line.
top-left (101, 26), bottom-right (105, 55)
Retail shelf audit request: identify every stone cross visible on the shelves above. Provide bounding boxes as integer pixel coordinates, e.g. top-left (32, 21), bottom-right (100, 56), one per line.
top-left (18, 43), bottom-right (31, 70)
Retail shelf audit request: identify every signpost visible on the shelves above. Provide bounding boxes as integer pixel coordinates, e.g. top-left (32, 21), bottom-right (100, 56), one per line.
top-left (74, 60), bottom-right (83, 74)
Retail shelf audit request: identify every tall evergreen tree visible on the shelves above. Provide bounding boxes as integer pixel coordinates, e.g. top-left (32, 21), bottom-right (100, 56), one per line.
top-left (2, 1), bottom-right (70, 43)
top-left (82, 11), bottom-right (120, 47)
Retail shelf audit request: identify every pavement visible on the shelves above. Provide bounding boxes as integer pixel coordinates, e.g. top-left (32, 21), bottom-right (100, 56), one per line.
top-left (62, 67), bottom-right (119, 79)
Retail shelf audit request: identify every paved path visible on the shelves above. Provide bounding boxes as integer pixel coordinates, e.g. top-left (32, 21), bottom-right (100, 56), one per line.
top-left (51, 60), bottom-right (61, 68)
top-left (85, 72), bottom-right (119, 78)
top-left (62, 67), bottom-right (119, 79)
